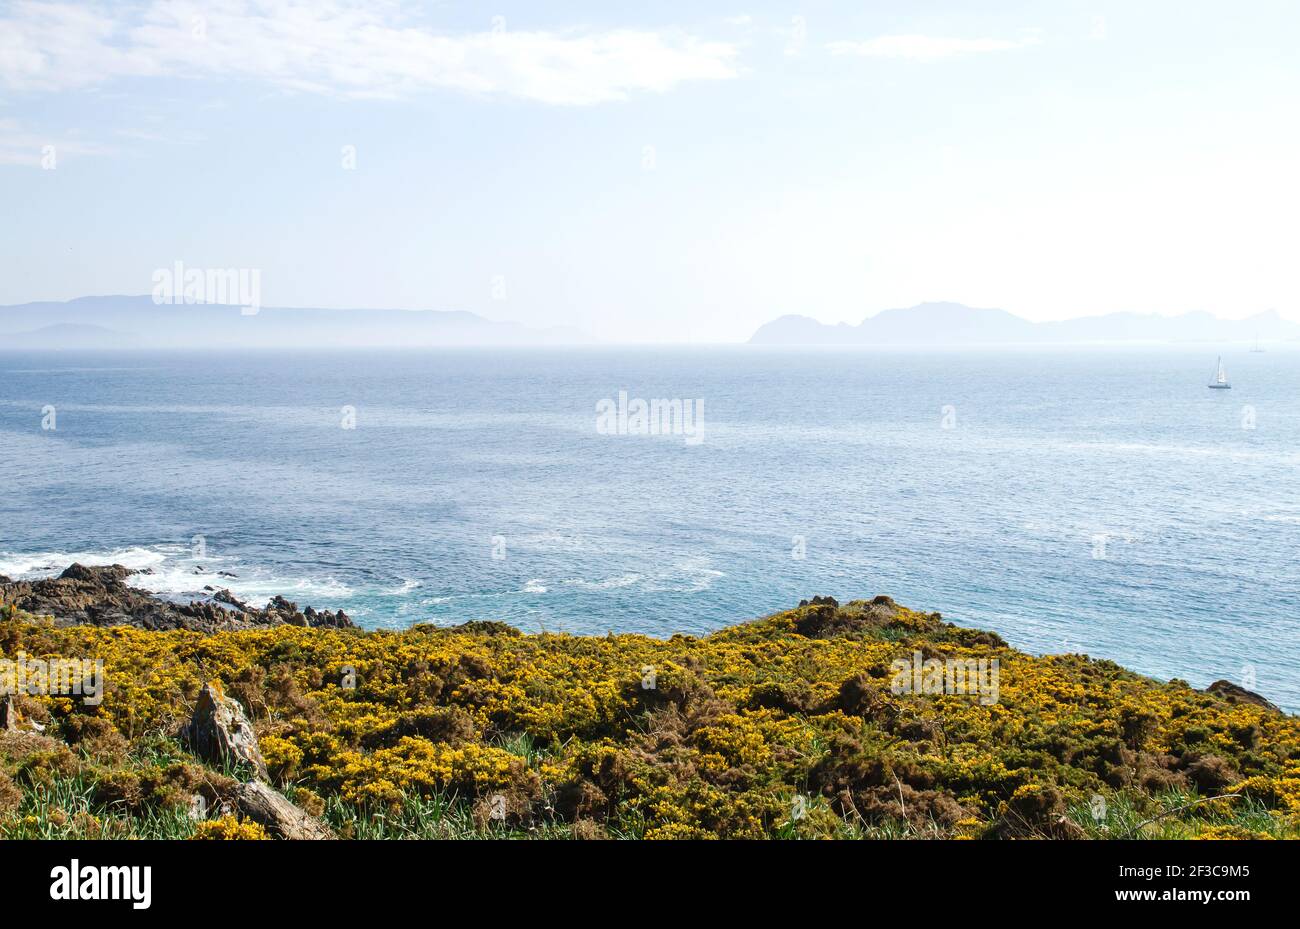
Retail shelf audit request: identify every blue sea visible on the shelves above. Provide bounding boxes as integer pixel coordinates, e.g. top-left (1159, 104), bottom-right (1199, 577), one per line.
top-left (1, 347), bottom-right (1297, 711)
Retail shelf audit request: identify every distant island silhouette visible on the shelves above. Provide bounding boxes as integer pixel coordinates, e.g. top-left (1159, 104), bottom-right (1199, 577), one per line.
top-left (4, 296), bottom-right (1295, 349)
top-left (749, 301), bottom-right (1298, 346)
top-left (0, 295), bottom-right (589, 349)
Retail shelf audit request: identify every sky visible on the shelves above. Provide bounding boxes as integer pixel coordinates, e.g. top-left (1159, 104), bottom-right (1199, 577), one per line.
top-left (2, 0), bottom-right (1298, 342)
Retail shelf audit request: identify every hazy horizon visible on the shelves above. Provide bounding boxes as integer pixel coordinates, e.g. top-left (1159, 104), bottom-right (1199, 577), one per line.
top-left (3, 293), bottom-right (1298, 348)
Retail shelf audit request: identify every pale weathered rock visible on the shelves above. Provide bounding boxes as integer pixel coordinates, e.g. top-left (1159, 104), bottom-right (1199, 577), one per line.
top-left (184, 681), bottom-right (269, 780)
top-left (0, 695), bottom-right (18, 731)
top-left (235, 781), bottom-right (334, 840)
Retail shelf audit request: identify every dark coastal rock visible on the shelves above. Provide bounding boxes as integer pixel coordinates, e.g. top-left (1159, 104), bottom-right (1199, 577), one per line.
top-left (263, 595), bottom-right (353, 629)
top-left (794, 595), bottom-right (911, 638)
top-left (60, 562), bottom-right (134, 583)
top-left (1204, 680), bottom-right (1281, 714)
top-left (303, 605), bottom-right (352, 629)
top-left (234, 781), bottom-right (334, 840)
top-left (797, 595), bottom-right (839, 609)
top-left (792, 596), bottom-right (842, 637)
top-left (0, 563), bottom-right (191, 630)
top-left (212, 588), bottom-right (251, 611)
top-left (183, 681), bottom-right (269, 781)
top-left (0, 563), bottom-right (355, 634)
top-left (267, 594), bottom-right (297, 615)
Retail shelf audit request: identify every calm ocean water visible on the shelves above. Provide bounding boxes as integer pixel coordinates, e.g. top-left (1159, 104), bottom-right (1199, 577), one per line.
top-left (1, 347), bottom-right (1297, 711)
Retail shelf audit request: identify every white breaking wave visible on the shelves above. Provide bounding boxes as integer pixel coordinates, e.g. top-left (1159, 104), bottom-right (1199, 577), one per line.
top-left (1, 546), bottom-right (725, 618)
top-left (134, 569), bottom-right (353, 606)
top-left (641, 564), bottom-right (724, 594)
top-left (564, 561), bottom-right (724, 594)
top-left (0, 545), bottom-right (352, 608)
top-left (564, 573), bottom-right (641, 590)
top-left (0, 546), bottom-right (168, 577)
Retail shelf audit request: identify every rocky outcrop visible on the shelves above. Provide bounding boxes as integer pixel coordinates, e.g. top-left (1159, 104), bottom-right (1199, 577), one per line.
top-left (234, 781), bottom-right (334, 840)
top-left (0, 563), bottom-right (353, 634)
top-left (265, 596), bottom-right (354, 629)
top-left (183, 681), bottom-right (269, 780)
top-left (794, 595), bottom-right (909, 638)
top-left (1205, 680), bottom-right (1281, 714)
top-left (181, 680), bottom-right (333, 838)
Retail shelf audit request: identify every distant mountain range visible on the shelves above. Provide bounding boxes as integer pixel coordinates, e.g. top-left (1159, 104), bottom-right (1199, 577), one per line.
top-left (749, 302), bottom-right (1299, 346)
top-left (0, 296), bottom-right (589, 349)
top-left (6, 297), bottom-right (1295, 349)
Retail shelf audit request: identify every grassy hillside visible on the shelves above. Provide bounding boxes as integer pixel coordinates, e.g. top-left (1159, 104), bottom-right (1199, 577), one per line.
top-left (0, 596), bottom-right (1296, 839)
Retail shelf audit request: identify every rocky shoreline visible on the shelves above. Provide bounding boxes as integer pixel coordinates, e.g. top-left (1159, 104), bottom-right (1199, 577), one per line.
top-left (0, 563), bottom-right (354, 633)
top-left (0, 566), bottom-right (1282, 710)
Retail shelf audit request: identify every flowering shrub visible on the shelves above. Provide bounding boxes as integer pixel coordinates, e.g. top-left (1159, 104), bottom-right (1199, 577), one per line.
top-left (0, 596), bottom-right (1296, 839)
top-left (191, 817), bottom-right (269, 840)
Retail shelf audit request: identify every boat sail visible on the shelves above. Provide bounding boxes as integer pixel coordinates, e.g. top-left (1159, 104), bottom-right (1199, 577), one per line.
top-left (1208, 356), bottom-right (1231, 389)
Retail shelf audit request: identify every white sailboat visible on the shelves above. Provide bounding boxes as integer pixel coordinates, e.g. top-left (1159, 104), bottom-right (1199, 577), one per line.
top-left (1208, 356), bottom-right (1231, 389)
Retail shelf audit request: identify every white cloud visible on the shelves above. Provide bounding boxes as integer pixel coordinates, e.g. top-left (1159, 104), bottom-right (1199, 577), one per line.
top-left (0, 1), bottom-right (738, 105)
top-left (827, 33), bottom-right (1041, 62)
